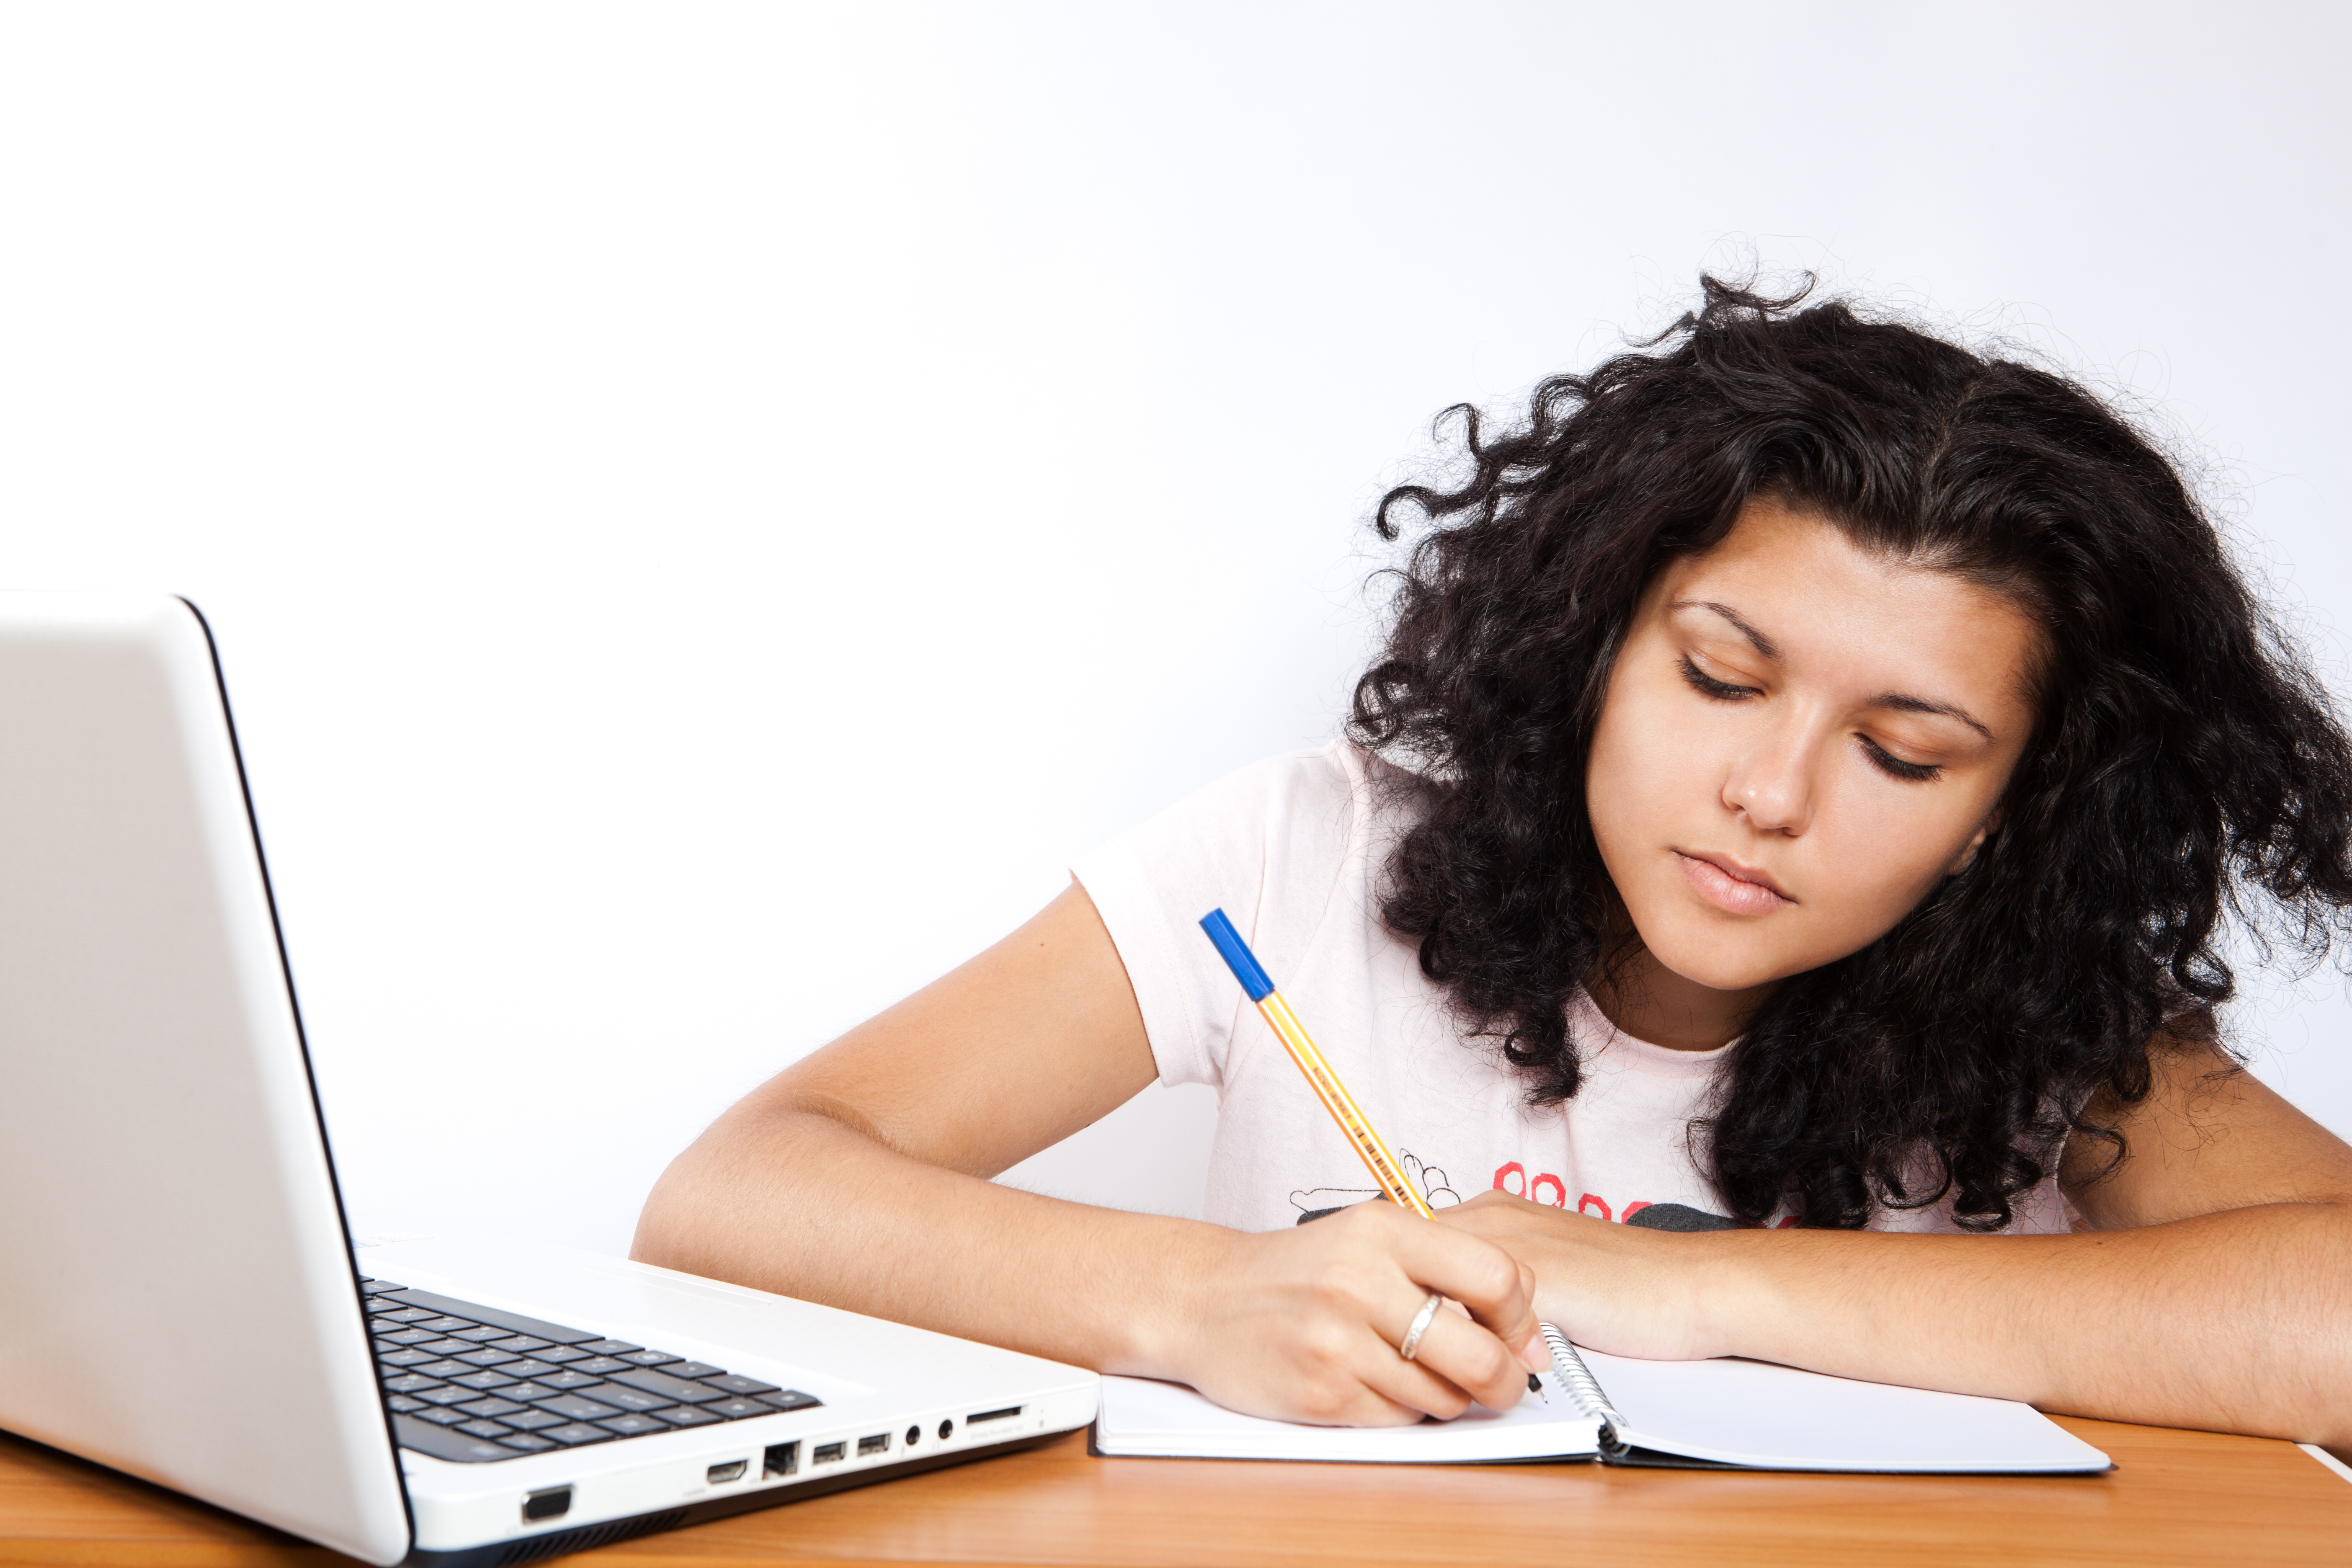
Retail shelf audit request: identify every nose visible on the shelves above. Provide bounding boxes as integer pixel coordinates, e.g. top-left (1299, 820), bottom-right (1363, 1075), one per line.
top-left (1721, 717), bottom-right (1816, 836)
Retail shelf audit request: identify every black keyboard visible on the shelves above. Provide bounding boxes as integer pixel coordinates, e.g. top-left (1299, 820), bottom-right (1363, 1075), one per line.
top-left (361, 1277), bottom-right (823, 1465)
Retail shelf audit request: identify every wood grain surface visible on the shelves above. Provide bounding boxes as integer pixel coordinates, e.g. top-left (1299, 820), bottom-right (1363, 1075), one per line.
top-left (1, 1416), bottom-right (2344, 1567)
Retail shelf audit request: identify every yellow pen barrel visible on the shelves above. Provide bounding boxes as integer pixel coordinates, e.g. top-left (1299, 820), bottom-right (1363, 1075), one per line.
top-left (1256, 991), bottom-right (1434, 1220)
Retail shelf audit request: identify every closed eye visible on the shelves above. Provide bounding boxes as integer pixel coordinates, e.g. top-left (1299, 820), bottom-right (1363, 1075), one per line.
top-left (1860, 736), bottom-right (1941, 782)
top-left (1677, 656), bottom-right (1757, 701)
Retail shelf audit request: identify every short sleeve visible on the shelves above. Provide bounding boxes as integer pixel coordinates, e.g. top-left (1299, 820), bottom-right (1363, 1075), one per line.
top-left (1072, 742), bottom-right (1364, 1092)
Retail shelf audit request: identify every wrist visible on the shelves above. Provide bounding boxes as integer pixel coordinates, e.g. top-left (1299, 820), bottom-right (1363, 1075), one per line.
top-left (1683, 1229), bottom-right (1784, 1360)
top-left (1109, 1217), bottom-right (1236, 1381)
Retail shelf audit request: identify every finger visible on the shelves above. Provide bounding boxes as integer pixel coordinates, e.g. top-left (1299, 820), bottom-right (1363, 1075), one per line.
top-left (1514, 1259), bottom-right (1549, 1371)
top-left (1348, 1318), bottom-right (1483, 1423)
top-left (1274, 1326), bottom-right (1461, 1429)
top-left (1383, 1294), bottom-right (1527, 1414)
top-left (1383, 1214), bottom-right (1544, 1365)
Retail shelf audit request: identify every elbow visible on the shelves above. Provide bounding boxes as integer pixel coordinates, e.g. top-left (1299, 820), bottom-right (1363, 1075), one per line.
top-left (629, 1148), bottom-right (715, 1274)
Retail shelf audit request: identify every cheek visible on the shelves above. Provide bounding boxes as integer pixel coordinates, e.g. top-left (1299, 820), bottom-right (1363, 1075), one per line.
top-left (1584, 668), bottom-right (1707, 865)
top-left (1804, 785), bottom-right (1977, 928)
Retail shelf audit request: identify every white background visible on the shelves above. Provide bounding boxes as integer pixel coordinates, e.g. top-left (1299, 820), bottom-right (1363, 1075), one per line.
top-left (1, 5), bottom-right (2346, 1253)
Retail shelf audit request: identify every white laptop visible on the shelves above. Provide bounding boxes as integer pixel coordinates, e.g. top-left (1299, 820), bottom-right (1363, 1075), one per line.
top-left (0, 594), bottom-right (1098, 1565)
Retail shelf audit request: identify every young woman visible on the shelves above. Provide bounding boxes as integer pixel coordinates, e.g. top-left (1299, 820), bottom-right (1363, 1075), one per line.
top-left (635, 280), bottom-right (2352, 1453)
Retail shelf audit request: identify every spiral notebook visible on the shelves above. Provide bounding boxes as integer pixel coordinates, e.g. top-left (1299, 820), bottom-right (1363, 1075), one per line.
top-left (1095, 1344), bottom-right (2112, 1474)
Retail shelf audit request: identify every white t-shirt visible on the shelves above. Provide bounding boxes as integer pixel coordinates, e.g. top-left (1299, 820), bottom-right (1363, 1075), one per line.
top-left (1073, 740), bottom-right (2072, 1237)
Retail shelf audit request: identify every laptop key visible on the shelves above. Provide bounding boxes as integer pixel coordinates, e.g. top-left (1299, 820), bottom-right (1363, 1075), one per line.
top-left (412, 1359), bottom-right (473, 1379)
top-left (531, 1370), bottom-right (605, 1392)
top-left (567, 1357), bottom-right (630, 1376)
top-left (490, 1334), bottom-right (553, 1353)
top-left (384, 1394), bottom-right (427, 1413)
top-left (448, 1372), bottom-right (518, 1393)
top-left (536, 1422), bottom-right (614, 1447)
top-left (654, 1405), bottom-right (723, 1428)
top-left (415, 1317), bottom-right (472, 1333)
top-left (455, 1419), bottom-right (515, 1439)
top-left (586, 1386), bottom-right (675, 1416)
top-left (457, 1397), bottom-right (527, 1419)
top-left (575, 1340), bottom-right (640, 1357)
top-left (704, 1397), bottom-right (774, 1420)
top-left (609, 1369), bottom-right (725, 1404)
top-left (413, 1406), bottom-right (472, 1426)
top-left (374, 1306), bottom-right (436, 1324)
top-left (698, 1373), bottom-right (778, 1397)
top-left (377, 1328), bottom-right (440, 1347)
top-left (530, 1345), bottom-right (590, 1365)
top-left (382, 1373), bottom-right (446, 1395)
top-left (378, 1349), bottom-right (438, 1369)
top-left (531, 1394), bottom-right (621, 1421)
top-left (392, 1414), bottom-right (515, 1464)
top-left (665, 1362), bottom-right (724, 1380)
top-left (500, 1408), bottom-right (565, 1432)
top-left (761, 1390), bottom-right (824, 1413)
top-left (449, 1326), bottom-right (510, 1344)
top-left (453, 1349), bottom-right (518, 1368)
top-left (616, 1350), bottom-right (679, 1367)
top-left (501, 1381), bottom-right (560, 1403)
top-left (418, 1338), bottom-right (474, 1355)
top-left (498, 1359), bottom-right (563, 1380)
top-left (596, 1414), bottom-right (670, 1437)
top-left (361, 1279), bottom-right (409, 1295)
top-left (497, 1432), bottom-right (559, 1454)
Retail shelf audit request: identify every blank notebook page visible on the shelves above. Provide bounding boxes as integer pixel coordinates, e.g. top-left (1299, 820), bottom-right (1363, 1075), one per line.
top-left (1094, 1374), bottom-right (1601, 1462)
top-left (1579, 1349), bottom-right (2112, 1473)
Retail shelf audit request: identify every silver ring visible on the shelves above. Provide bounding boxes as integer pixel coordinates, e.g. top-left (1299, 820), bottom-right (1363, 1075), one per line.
top-left (1398, 1292), bottom-right (1444, 1361)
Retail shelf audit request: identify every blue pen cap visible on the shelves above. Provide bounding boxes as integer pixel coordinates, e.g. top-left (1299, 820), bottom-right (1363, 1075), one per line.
top-left (1199, 908), bottom-right (1275, 1001)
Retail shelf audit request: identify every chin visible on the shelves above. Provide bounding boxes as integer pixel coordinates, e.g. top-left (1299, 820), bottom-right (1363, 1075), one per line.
top-left (1643, 933), bottom-right (1803, 995)
top-left (1660, 960), bottom-right (1787, 994)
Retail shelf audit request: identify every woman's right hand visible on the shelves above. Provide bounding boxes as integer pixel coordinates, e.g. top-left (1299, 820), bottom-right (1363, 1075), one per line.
top-left (1161, 1198), bottom-right (1550, 1426)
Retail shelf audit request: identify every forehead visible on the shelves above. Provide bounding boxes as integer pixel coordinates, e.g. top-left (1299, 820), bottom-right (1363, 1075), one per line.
top-left (1653, 499), bottom-right (2043, 724)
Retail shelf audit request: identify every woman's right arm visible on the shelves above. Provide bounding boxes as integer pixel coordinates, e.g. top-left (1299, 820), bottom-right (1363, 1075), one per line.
top-left (630, 881), bottom-right (1545, 1426)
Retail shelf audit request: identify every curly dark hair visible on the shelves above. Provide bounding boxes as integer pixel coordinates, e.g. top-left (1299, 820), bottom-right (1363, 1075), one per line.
top-left (1351, 277), bottom-right (2352, 1230)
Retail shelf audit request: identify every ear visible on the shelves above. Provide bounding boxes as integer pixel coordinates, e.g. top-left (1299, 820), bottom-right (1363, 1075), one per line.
top-left (1946, 807), bottom-right (2002, 876)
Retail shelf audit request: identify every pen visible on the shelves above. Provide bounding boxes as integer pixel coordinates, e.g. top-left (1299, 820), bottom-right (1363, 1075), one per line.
top-left (1199, 908), bottom-right (1580, 1405)
top-left (1198, 908), bottom-right (1431, 1219)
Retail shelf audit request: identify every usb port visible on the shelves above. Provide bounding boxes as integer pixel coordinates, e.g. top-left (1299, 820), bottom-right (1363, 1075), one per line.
top-left (857, 1432), bottom-right (890, 1456)
top-left (706, 1460), bottom-right (747, 1484)
top-left (967, 1406), bottom-right (1021, 1424)
top-left (762, 1442), bottom-right (798, 1478)
top-left (813, 1442), bottom-right (845, 1465)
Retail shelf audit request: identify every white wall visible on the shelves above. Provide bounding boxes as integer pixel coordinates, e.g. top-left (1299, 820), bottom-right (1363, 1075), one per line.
top-left (1, 4), bottom-right (2345, 1253)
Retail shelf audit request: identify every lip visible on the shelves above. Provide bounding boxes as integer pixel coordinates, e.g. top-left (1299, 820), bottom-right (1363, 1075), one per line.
top-left (1673, 850), bottom-right (1797, 915)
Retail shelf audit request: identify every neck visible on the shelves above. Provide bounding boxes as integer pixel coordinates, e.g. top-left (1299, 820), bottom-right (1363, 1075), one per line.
top-left (1586, 943), bottom-right (1774, 1052)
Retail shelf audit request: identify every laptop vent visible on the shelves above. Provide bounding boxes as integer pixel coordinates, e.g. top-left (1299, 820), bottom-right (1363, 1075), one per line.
top-left (495, 1509), bottom-right (689, 1565)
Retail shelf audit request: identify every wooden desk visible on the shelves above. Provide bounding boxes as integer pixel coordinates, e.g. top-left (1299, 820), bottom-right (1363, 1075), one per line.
top-left (2, 1418), bottom-right (2343, 1567)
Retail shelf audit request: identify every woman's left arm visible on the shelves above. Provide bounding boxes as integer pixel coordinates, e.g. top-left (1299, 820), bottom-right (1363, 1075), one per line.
top-left (1437, 1028), bottom-right (2352, 1454)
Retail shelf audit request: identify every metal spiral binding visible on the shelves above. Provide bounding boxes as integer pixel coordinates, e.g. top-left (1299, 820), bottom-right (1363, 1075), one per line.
top-left (1538, 1321), bottom-right (1626, 1443)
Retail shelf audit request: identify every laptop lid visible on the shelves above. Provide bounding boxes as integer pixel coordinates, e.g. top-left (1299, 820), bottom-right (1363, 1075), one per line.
top-left (0, 594), bottom-right (411, 1565)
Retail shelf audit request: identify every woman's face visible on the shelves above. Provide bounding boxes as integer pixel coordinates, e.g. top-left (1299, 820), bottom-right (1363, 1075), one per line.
top-left (1586, 496), bottom-right (2040, 1002)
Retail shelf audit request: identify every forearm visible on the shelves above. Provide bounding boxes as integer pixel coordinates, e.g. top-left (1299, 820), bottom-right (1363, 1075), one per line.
top-left (632, 1107), bottom-right (1220, 1377)
top-left (1688, 1202), bottom-right (2352, 1448)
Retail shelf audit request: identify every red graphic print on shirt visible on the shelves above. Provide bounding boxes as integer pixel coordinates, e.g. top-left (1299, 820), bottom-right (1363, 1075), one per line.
top-left (1492, 1160), bottom-right (1795, 1228)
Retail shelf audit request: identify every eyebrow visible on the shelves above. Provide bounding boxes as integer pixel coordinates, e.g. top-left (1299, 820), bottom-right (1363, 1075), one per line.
top-left (1670, 599), bottom-right (1780, 660)
top-left (1669, 598), bottom-right (1996, 742)
top-left (1869, 691), bottom-right (1995, 742)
